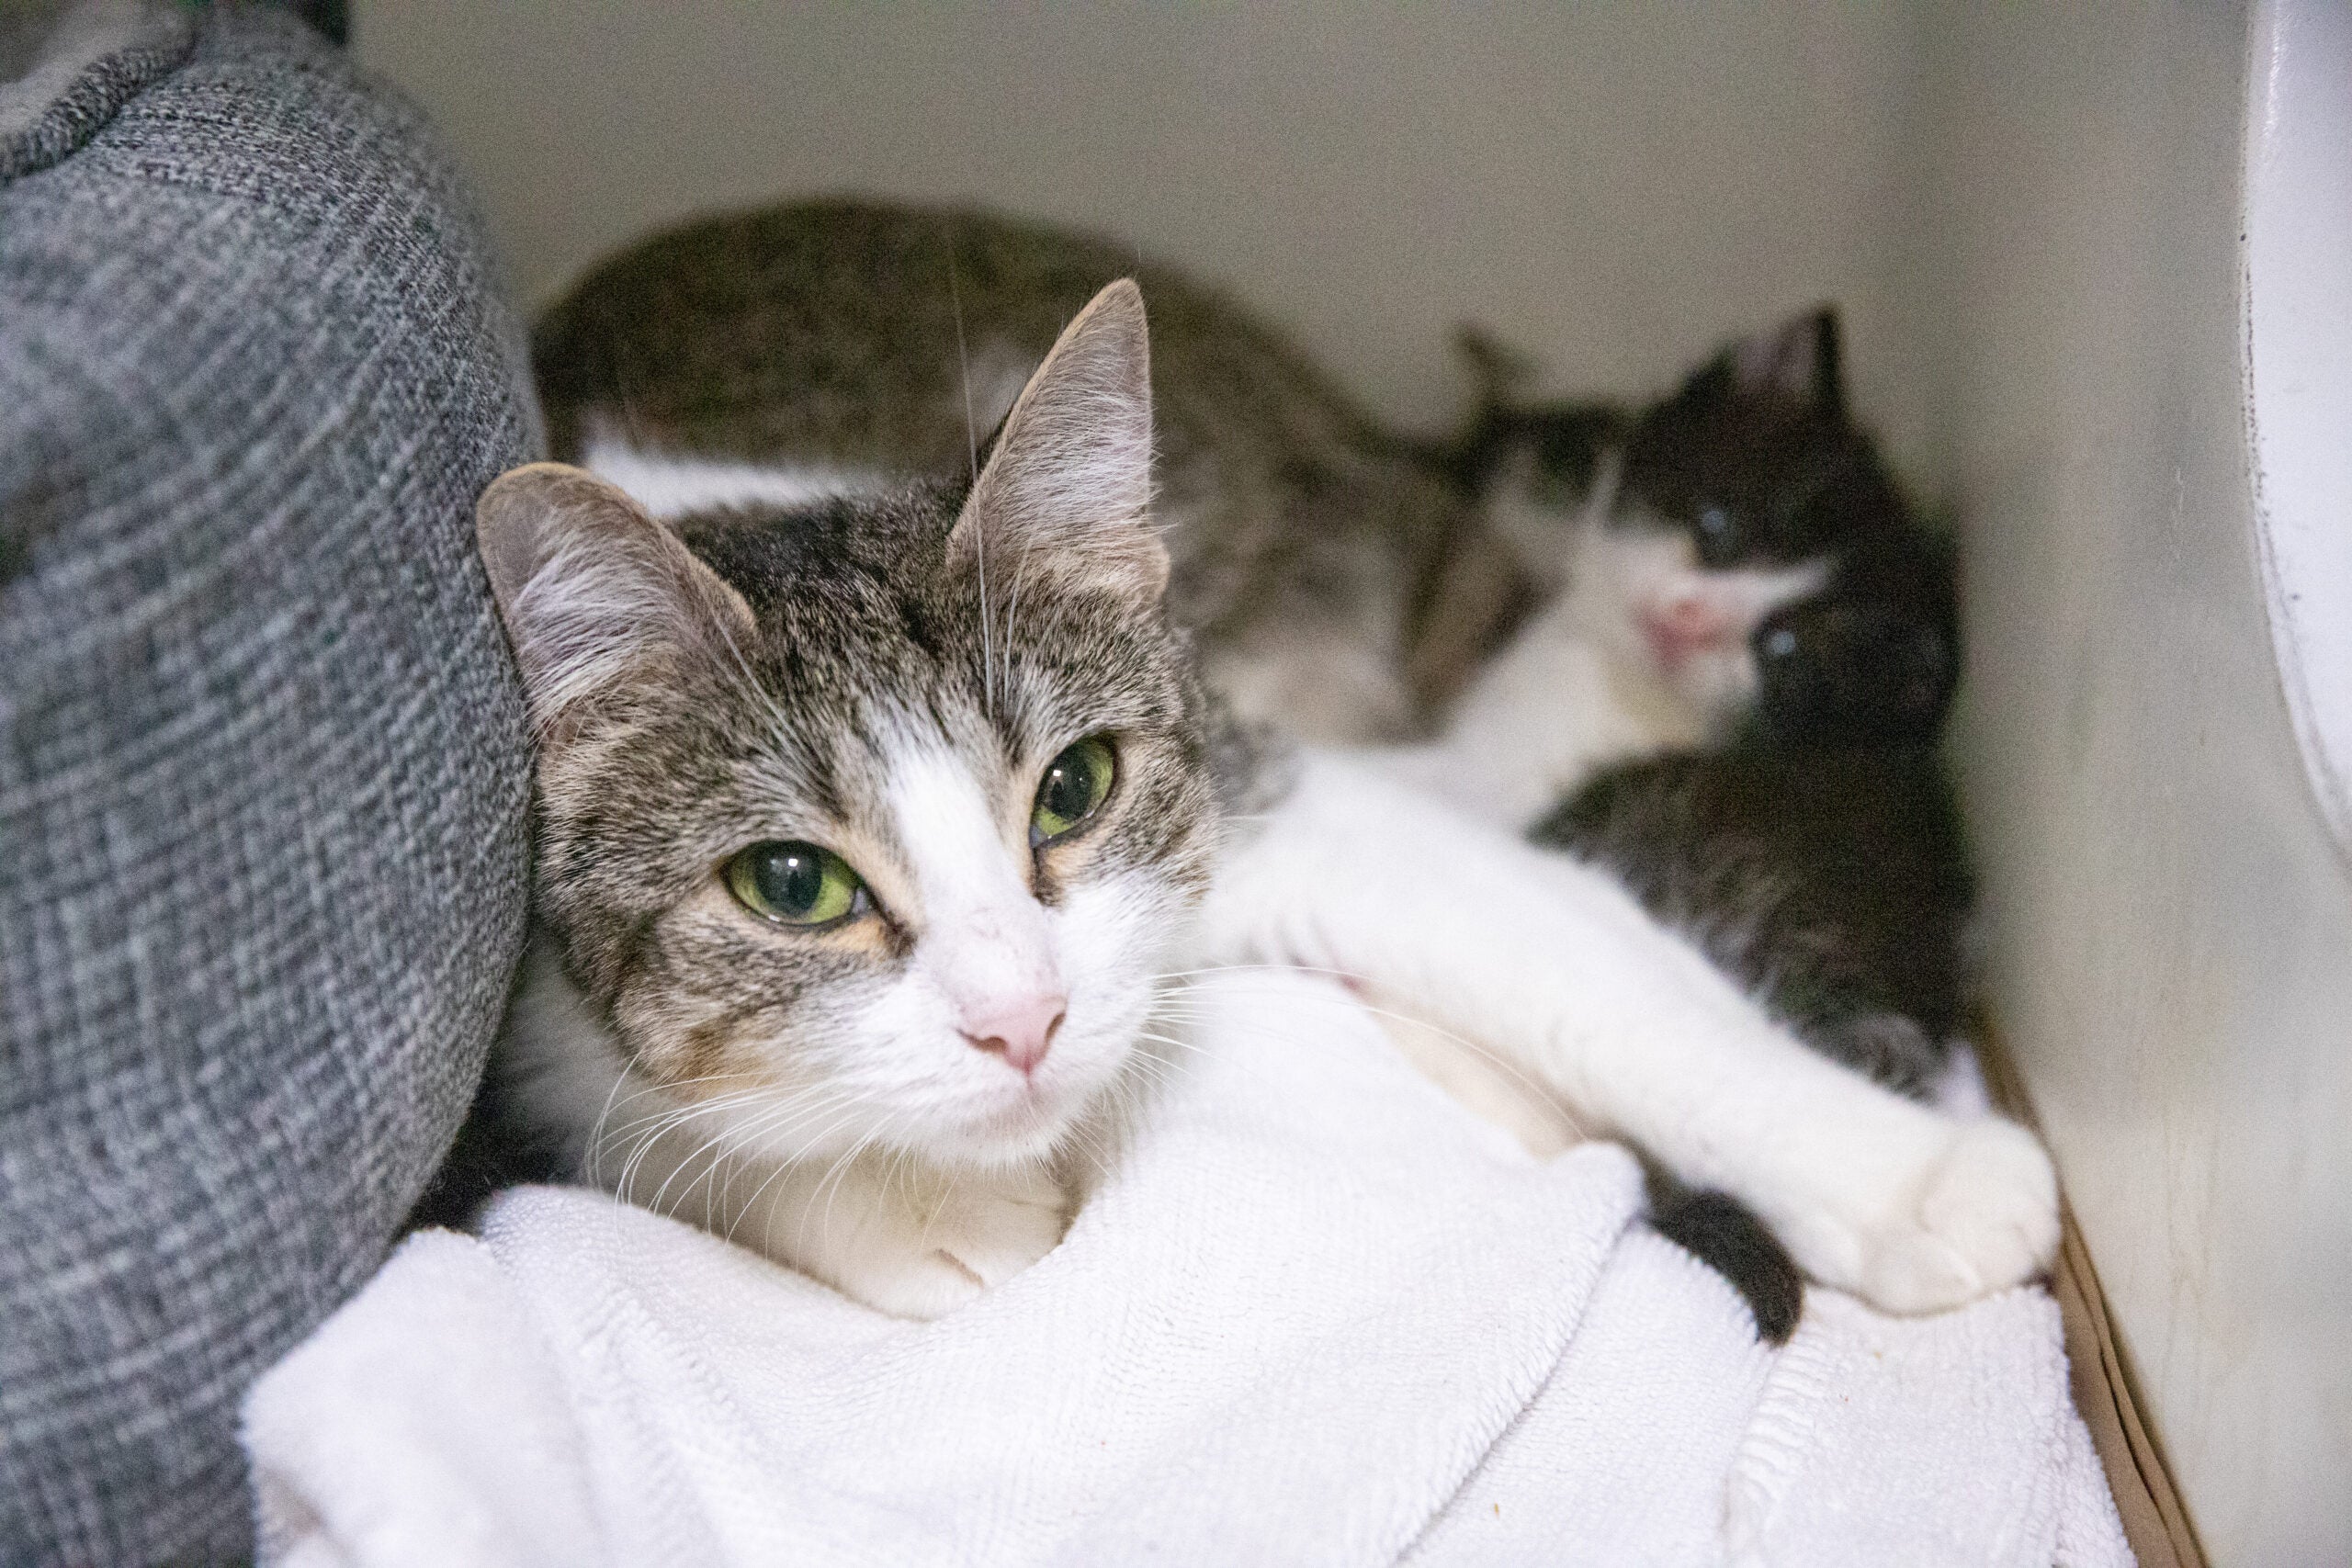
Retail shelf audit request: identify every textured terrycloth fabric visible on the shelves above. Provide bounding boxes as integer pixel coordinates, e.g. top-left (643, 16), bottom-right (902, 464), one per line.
top-left (244, 973), bottom-right (2132, 1568)
top-left (0, 5), bottom-right (539, 1561)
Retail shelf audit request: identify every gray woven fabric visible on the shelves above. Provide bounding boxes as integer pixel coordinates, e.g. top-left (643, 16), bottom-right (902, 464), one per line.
top-left (0, 1), bottom-right (195, 182)
top-left (0, 6), bottom-right (539, 1561)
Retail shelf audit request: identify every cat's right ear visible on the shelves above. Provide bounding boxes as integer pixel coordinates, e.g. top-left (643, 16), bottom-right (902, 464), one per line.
top-left (951, 279), bottom-right (1169, 603)
top-left (1728, 304), bottom-right (1846, 417)
top-left (476, 462), bottom-right (755, 738)
top-left (1454, 323), bottom-right (1538, 413)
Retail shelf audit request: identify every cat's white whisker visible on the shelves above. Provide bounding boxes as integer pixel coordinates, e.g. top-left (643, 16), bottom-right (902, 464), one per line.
top-left (942, 228), bottom-right (993, 722)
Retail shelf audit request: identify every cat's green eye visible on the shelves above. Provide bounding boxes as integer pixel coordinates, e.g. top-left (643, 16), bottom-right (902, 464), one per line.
top-left (1032, 735), bottom-right (1116, 846)
top-left (726, 840), bottom-right (865, 927)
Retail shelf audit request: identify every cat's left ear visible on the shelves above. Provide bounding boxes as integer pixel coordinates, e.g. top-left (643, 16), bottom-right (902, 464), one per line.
top-left (475, 462), bottom-right (757, 739)
top-left (1730, 304), bottom-right (1845, 418)
top-left (951, 278), bottom-right (1167, 602)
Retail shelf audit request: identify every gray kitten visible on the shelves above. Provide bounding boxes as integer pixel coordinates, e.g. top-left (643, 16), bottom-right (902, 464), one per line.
top-left (533, 197), bottom-right (1496, 744)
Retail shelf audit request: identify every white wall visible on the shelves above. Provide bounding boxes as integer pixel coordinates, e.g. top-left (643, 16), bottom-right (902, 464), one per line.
top-left (354, 1), bottom-right (1924, 450)
top-left (359, 3), bottom-right (2352, 1557)
top-left (1902, 5), bottom-right (2351, 1562)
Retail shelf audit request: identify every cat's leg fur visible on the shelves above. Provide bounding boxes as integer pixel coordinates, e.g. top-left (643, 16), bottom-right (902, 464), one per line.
top-left (1201, 754), bottom-right (2057, 1314)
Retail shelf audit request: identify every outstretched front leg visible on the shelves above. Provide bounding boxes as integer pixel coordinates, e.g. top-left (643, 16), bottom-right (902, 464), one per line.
top-left (1201, 754), bottom-right (2057, 1314)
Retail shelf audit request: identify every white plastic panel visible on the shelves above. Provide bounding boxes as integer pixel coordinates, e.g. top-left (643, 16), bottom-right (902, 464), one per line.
top-left (2245, 0), bottom-right (2352, 860)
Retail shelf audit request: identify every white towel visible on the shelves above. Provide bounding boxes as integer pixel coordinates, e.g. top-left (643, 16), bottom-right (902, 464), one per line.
top-left (243, 971), bottom-right (2132, 1567)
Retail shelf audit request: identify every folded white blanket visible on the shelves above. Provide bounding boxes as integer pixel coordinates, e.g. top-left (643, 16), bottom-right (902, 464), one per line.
top-left (243, 972), bottom-right (2131, 1567)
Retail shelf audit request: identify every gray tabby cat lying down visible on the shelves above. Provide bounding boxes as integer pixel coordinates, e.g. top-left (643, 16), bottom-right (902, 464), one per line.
top-left (477, 282), bottom-right (2057, 1324)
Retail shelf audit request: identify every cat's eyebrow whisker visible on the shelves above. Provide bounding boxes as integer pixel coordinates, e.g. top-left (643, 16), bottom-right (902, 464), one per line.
top-left (942, 226), bottom-right (994, 723)
top-left (998, 484), bottom-right (1046, 698)
top-left (702, 609), bottom-right (802, 756)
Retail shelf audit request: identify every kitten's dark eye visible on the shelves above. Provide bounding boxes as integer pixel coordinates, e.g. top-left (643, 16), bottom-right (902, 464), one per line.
top-left (1032, 735), bottom-right (1116, 846)
top-left (1532, 461), bottom-right (1585, 509)
top-left (1695, 504), bottom-right (1743, 567)
top-left (726, 840), bottom-right (865, 927)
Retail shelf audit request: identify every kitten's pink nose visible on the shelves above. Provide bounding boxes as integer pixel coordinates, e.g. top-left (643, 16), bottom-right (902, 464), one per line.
top-left (1641, 594), bottom-right (1739, 666)
top-left (961, 994), bottom-right (1067, 1076)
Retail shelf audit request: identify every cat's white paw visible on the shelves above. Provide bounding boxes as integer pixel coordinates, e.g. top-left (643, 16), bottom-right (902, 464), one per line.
top-left (924, 1169), bottom-right (1075, 1295)
top-left (817, 1164), bottom-right (1072, 1321)
top-left (1774, 1114), bottom-right (2059, 1315)
top-left (1857, 1117), bottom-right (2060, 1314)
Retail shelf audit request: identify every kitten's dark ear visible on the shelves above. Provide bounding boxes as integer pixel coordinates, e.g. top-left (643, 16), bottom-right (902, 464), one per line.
top-left (951, 279), bottom-right (1166, 601)
top-left (1454, 324), bottom-right (1538, 412)
top-left (1729, 304), bottom-right (1845, 416)
top-left (476, 462), bottom-right (756, 737)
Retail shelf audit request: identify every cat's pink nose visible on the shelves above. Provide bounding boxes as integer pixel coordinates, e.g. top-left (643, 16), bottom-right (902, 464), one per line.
top-left (1641, 594), bottom-right (1738, 665)
top-left (961, 994), bottom-right (1067, 1076)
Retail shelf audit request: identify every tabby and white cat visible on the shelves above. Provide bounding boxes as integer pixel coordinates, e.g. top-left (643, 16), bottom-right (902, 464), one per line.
top-left (478, 290), bottom-right (1216, 1316)
top-left (476, 281), bottom-right (2057, 1326)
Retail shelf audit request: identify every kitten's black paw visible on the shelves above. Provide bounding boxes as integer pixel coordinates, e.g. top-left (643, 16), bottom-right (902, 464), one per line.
top-left (1650, 1186), bottom-right (1804, 1345)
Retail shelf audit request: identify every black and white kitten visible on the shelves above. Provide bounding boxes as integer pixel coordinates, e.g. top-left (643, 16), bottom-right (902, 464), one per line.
top-left (1400, 307), bottom-right (1957, 818)
top-left (1430, 308), bottom-right (1969, 1065)
top-left (1396, 310), bottom-right (1975, 1338)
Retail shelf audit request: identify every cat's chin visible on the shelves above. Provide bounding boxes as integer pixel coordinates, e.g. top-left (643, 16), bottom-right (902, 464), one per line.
top-left (915, 1089), bottom-right (1096, 1170)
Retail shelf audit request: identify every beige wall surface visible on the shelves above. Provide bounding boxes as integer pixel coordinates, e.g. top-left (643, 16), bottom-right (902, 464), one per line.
top-left (1905, 5), bottom-right (2351, 1562)
top-left (358, 2), bottom-right (2348, 1555)
top-left (354, 1), bottom-right (1924, 449)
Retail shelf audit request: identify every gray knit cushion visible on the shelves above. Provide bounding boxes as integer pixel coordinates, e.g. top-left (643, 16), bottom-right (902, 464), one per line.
top-left (0, 6), bottom-right (537, 1560)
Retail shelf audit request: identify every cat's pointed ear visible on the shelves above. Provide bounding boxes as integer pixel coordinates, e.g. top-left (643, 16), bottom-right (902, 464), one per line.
top-left (476, 462), bottom-right (755, 737)
top-left (951, 279), bottom-right (1166, 601)
top-left (1729, 304), bottom-right (1846, 416)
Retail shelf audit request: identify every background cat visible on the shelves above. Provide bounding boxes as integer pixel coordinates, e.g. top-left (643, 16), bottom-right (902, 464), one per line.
top-left (536, 199), bottom-right (1953, 800)
top-left (533, 197), bottom-right (1487, 745)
